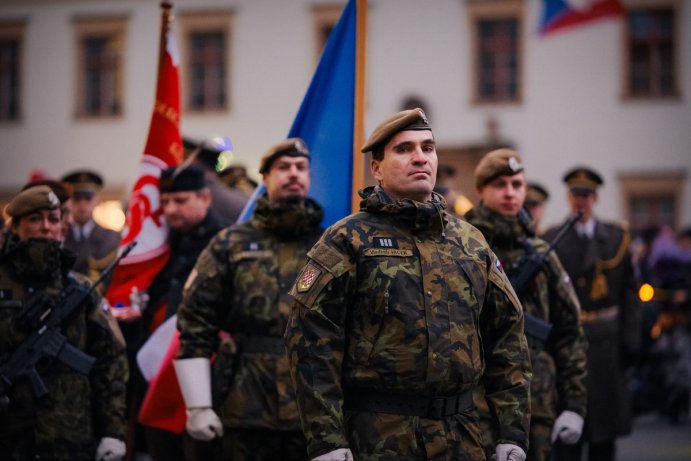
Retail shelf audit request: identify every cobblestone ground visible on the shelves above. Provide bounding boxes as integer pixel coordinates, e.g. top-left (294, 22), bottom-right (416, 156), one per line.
top-left (619, 413), bottom-right (691, 461)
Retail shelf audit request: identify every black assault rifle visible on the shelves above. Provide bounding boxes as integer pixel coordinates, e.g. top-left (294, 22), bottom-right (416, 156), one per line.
top-left (510, 211), bottom-right (582, 343)
top-left (0, 241), bottom-right (136, 408)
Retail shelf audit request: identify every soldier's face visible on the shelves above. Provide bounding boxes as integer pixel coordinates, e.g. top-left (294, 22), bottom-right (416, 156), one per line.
top-left (15, 208), bottom-right (63, 241)
top-left (71, 193), bottom-right (98, 225)
top-left (263, 156), bottom-right (311, 205)
top-left (568, 190), bottom-right (597, 221)
top-left (477, 173), bottom-right (527, 217)
top-left (372, 130), bottom-right (437, 203)
top-left (160, 189), bottom-right (211, 232)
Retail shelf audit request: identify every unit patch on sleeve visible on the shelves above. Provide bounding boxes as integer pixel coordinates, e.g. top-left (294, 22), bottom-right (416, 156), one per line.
top-left (297, 263), bottom-right (322, 293)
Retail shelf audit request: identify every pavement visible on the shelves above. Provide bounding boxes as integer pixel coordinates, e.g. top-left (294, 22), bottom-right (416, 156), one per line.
top-left (618, 412), bottom-right (691, 461)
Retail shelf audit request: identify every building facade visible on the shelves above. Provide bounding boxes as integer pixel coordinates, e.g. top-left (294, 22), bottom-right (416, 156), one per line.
top-left (1, 0), bottom-right (690, 233)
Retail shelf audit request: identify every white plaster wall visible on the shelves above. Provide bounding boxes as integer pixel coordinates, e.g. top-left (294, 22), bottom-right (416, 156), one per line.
top-left (1, 0), bottom-right (690, 228)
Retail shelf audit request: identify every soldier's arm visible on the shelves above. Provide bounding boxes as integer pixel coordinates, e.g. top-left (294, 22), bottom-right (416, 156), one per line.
top-left (285, 239), bottom-right (354, 460)
top-left (86, 287), bottom-right (129, 441)
top-left (177, 232), bottom-right (229, 359)
top-left (480, 252), bottom-right (532, 452)
top-left (546, 251), bottom-right (587, 416)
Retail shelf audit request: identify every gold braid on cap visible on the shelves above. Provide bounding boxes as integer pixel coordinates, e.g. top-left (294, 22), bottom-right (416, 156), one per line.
top-left (590, 230), bottom-right (631, 301)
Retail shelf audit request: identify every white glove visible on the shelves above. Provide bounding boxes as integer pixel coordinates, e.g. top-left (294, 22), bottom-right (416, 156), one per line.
top-left (95, 437), bottom-right (126, 461)
top-left (494, 443), bottom-right (526, 461)
top-left (174, 357), bottom-right (223, 440)
top-left (186, 407), bottom-right (224, 441)
top-left (312, 448), bottom-right (354, 461)
top-left (551, 410), bottom-right (584, 444)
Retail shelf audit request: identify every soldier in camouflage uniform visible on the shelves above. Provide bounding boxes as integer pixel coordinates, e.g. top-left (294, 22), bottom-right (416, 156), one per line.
top-left (174, 138), bottom-right (324, 460)
top-left (465, 149), bottom-right (587, 461)
top-left (0, 185), bottom-right (128, 461)
top-left (284, 109), bottom-right (532, 461)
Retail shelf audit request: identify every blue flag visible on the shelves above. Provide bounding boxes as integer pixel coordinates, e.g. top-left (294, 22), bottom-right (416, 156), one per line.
top-left (239, 0), bottom-right (357, 227)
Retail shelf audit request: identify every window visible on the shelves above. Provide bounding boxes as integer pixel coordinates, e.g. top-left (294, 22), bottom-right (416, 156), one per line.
top-left (0, 21), bottom-right (24, 121)
top-left (622, 0), bottom-right (680, 98)
top-left (179, 11), bottom-right (232, 113)
top-left (312, 5), bottom-right (344, 62)
top-left (73, 16), bottom-right (126, 118)
top-left (619, 172), bottom-right (685, 234)
top-left (468, 0), bottom-right (524, 104)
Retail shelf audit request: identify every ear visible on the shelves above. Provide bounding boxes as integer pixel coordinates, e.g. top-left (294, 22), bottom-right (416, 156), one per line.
top-left (371, 159), bottom-right (383, 183)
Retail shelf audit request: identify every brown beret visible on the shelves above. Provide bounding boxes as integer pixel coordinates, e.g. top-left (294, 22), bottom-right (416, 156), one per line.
top-left (526, 182), bottom-right (549, 204)
top-left (5, 185), bottom-right (61, 218)
top-left (563, 166), bottom-right (603, 195)
top-left (258, 138), bottom-right (309, 174)
top-left (474, 148), bottom-right (524, 188)
top-left (361, 108), bottom-right (431, 154)
top-left (21, 178), bottom-right (72, 203)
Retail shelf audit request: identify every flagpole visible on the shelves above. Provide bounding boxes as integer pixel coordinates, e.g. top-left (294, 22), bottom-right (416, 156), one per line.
top-left (351, 0), bottom-right (367, 213)
top-left (159, 2), bottom-right (173, 76)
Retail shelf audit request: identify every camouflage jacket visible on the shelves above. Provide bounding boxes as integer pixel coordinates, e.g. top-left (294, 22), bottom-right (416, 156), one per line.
top-left (176, 196), bottom-right (324, 430)
top-left (0, 237), bottom-right (128, 461)
top-left (285, 186), bottom-right (531, 459)
top-left (465, 205), bottom-right (587, 421)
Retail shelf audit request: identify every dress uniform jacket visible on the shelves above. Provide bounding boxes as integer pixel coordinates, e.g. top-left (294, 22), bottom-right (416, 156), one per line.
top-left (0, 237), bottom-right (128, 461)
top-left (285, 187), bottom-right (532, 460)
top-left (176, 197), bottom-right (323, 431)
top-left (63, 220), bottom-right (121, 276)
top-left (466, 205), bottom-right (587, 461)
top-left (544, 218), bottom-right (641, 442)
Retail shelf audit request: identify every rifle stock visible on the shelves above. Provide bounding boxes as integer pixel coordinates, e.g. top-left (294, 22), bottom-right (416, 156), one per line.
top-left (510, 212), bottom-right (582, 343)
top-left (0, 241), bottom-right (136, 406)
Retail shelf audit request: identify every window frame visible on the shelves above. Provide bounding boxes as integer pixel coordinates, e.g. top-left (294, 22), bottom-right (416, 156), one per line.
top-left (619, 171), bottom-right (686, 233)
top-left (312, 4), bottom-right (344, 63)
top-left (178, 9), bottom-right (233, 114)
top-left (467, 0), bottom-right (525, 106)
top-left (73, 15), bottom-right (127, 119)
top-left (0, 20), bottom-right (25, 122)
top-left (620, 0), bottom-right (681, 100)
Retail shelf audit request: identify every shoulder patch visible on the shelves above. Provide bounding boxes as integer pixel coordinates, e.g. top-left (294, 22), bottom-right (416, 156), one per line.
top-left (296, 263), bottom-right (322, 293)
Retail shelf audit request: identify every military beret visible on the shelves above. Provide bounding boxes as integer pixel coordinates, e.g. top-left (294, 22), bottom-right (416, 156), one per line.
top-left (159, 164), bottom-right (207, 193)
top-left (563, 166), bottom-right (603, 195)
top-left (21, 178), bottom-right (72, 203)
top-left (61, 169), bottom-right (103, 199)
top-left (258, 138), bottom-right (309, 174)
top-left (361, 108), bottom-right (431, 154)
top-left (5, 185), bottom-right (61, 218)
top-left (474, 148), bottom-right (524, 188)
top-left (526, 182), bottom-right (549, 204)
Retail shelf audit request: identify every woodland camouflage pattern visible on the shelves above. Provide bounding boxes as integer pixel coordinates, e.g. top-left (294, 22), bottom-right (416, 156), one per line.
top-left (0, 237), bottom-right (128, 461)
top-left (465, 205), bottom-right (587, 461)
top-left (285, 186), bottom-right (532, 460)
top-left (176, 196), bottom-right (323, 432)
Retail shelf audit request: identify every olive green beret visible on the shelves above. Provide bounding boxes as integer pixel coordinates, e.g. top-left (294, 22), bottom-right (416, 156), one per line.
top-left (474, 148), bottom-right (524, 188)
top-left (5, 185), bottom-right (61, 218)
top-left (258, 138), bottom-right (309, 174)
top-left (361, 108), bottom-right (431, 154)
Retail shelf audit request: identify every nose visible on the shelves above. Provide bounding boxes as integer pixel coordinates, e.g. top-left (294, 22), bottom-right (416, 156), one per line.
top-left (411, 145), bottom-right (428, 163)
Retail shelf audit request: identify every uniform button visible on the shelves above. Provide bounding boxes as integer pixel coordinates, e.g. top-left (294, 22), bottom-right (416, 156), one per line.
top-left (432, 352), bottom-right (438, 360)
top-left (280, 282), bottom-right (286, 289)
top-left (427, 291), bottom-right (432, 297)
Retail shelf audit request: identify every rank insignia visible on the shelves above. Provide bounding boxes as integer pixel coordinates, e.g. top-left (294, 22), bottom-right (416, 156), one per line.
top-left (374, 237), bottom-right (398, 248)
top-left (297, 263), bottom-right (321, 293)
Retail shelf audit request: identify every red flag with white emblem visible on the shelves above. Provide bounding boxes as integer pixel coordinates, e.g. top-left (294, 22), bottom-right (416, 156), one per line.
top-left (105, 1), bottom-right (182, 310)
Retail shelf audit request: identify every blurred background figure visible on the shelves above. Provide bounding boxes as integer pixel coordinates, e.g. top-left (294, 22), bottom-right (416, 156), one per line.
top-left (633, 225), bottom-right (691, 425)
top-left (61, 169), bottom-right (121, 276)
top-left (219, 165), bottom-right (258, 196)
top-left (525, 181), bottom-right (549, 235)
top-left (183, 136), bottom-right (250, 226)
top-left (435, 163), bottom-right (474, 216)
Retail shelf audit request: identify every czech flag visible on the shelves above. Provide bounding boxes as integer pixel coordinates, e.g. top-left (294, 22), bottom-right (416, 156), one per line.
top-left (539, 0), bottom-right (624, 36)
